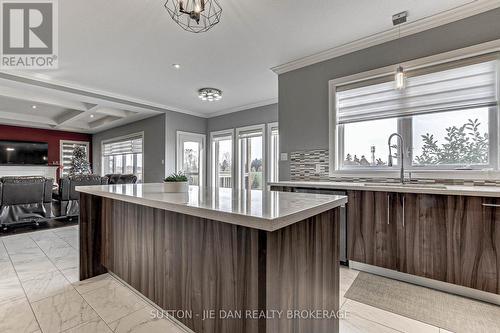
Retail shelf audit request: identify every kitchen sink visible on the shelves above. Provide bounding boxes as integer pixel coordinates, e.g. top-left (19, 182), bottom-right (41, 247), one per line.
top-left (361, 183), bottom-right (447, 189)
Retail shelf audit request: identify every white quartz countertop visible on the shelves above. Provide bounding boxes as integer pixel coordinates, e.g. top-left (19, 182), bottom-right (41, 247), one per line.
top-left (76, 183), bottom-right (347, 232)
top-left (269, 181), bottom-right (500, 197)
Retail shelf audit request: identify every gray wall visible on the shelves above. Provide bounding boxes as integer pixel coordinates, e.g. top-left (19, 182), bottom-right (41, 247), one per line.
top-left (207, 103), bottom-right (278, 133)
top-left (93, 114), bottom-right (166, 183)
top-left (278, 8), bottom-right (500, 180)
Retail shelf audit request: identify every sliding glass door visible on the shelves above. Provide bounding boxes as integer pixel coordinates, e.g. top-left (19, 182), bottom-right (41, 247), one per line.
top-left (211, 130), bottom-right (233, 189)
top-left (236, 125), bottom-right (265, 190)
top-left (176, 131), bottom-right (206, 186)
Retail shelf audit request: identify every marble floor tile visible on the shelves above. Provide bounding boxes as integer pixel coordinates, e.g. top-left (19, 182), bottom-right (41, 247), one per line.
top-left (34, 237), bottom-right (72, 256)
top-left (341, 300), bottom-right (440, 333)
top-left (340, 313), bottom-right (400, 333)
top-left (0, 276), bottom-right (26, 303)
top-left (0, 240), bottom-right (8, 260)
top-left (29, 230), bottom-right (59, 242)
top-left (74, 274), bottom-right (116, 294)
top-left (52, 250), bottom-right (79, 271)
top-left (3, 236), bottom-right (39, 254)
top-left (0, 258), bottom-right (17, 280)
top-left (31, 289), bottom-right (99, 333)
top-left (63, 318), bottom-right (113, 333)
top-left (40, 243), bottom-right (76, 261)
top-left (62, 267), bottom-right (81, 284)
top-left (53, 227), bottom-right (78, 238)
top-left (81, 280), bottom-right (147, 324)
top-left (0, 297), bottom-right (40, 333)
top-left (21, 270), bottom-right (74, 302)
top-left (61, 235), bottom-right (79, 249)
top-left (12, 256), bottom-right (58, 282)
top-left (110, 306), bottom-right (185, 333)
top-left (9, 248), bottom-right (46, 264)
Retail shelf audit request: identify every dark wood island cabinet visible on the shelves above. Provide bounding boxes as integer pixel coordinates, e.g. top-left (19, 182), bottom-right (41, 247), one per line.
top-left (77, 184), bottom-right (347, 333)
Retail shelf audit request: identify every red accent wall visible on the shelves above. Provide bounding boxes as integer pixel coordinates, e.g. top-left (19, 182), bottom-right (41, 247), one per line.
top-left (0, 124), bottom-right (92, 176)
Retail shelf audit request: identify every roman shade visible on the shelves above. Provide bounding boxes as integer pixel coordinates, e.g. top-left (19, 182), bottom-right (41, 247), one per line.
top-left (102, 136), bottom-right (143, 157)
top-left (336, 59), bottom-right (498, 124)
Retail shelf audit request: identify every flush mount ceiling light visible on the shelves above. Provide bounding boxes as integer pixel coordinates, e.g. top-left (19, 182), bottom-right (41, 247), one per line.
top-left (393, 11), bottom-right (408, 90)
top-left (198, 88), bottom-right (222, 102)
top-left (164, 0), bottom-right (222, 33)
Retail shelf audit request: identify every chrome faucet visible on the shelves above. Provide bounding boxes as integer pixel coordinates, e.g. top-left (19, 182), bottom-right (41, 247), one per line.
top-left (388, 133), bottom-right (405, 184)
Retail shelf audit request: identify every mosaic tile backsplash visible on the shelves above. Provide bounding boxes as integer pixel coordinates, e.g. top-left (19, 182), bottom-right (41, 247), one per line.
top-left (289, 149), bottom-right (500, 186)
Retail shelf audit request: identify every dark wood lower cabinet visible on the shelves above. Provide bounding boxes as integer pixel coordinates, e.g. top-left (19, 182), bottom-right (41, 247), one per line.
top-left (347, 190), bottom-right (500, 294)
top-left (347, 190), bottom-right (400, 271)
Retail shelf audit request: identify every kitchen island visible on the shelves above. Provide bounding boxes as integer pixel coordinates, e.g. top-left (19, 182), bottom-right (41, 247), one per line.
top-left (77, 184), bottom-right (347, 333)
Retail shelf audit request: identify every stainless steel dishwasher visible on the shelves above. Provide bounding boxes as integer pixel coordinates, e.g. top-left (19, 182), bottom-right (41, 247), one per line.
top-left (293, 188), bottom-right (347, 264)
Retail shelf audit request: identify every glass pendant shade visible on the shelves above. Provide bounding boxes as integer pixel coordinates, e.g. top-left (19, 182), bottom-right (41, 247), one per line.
top-left (395, 66), bottom-right (406, 90)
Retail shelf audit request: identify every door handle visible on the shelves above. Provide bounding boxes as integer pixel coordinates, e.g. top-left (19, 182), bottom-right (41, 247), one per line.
top-left (387, 194), bottom-right (390, 225)
top-left (482, 203), bottom-right (500, 208)
top-left (402, 195), bottom-right (405, 228)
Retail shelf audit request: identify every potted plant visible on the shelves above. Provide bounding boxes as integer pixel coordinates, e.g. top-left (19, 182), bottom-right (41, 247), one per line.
top-left (163, 172), bottom-right (189, 192)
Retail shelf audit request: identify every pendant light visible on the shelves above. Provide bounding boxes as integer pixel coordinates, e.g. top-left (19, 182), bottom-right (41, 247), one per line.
top-left (393, 11), bottom-right (408, 90)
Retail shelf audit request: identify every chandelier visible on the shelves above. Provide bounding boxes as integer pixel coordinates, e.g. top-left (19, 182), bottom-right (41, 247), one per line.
top-left (198, 88), bottom-right (222, 102)
top-left (164, 0), bottom-right (222, 33)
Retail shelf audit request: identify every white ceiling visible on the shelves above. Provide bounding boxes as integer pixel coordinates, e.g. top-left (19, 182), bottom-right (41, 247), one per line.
top-left (0, 0), bottom-right (491, 130)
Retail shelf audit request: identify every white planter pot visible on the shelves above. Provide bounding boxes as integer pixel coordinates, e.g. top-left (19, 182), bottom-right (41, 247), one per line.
top-left (163, 181), bottom-right (189, 193)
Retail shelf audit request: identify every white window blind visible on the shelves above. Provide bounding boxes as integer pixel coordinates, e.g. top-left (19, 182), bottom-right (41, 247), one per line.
top-left (103, 136), bottom-right (143, 157)
top-left (238, 128), bottom-right (263, 139)
top-left (336, 60), bottom-right (498, 124)
top-left (61, 141), bottom-right (89, 177)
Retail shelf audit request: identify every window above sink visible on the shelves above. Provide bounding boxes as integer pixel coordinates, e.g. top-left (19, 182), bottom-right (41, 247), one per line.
top-left (329, 48), bottom-right (499, 177)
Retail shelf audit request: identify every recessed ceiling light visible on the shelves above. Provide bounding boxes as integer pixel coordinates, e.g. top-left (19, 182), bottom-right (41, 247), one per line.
top-left (172, 64), bottom-right (181, 69)
top-left (90, 114), bottom-right (95, 118)
top-left (32, 105), bottom-right (37, 109)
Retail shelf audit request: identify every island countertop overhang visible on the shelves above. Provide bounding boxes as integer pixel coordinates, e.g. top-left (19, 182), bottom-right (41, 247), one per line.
top-left (76, 183), bottom-right (347, 232)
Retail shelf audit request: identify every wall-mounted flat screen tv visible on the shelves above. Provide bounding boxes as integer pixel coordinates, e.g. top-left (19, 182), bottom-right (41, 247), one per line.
top-left (0, 140), bottom-right (49, 165)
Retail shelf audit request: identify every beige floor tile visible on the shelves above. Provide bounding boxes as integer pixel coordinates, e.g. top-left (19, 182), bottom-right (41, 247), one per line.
top-left (21, 270), bottom-right (74, 302)
top-left (109, 306), bottom-right (185, 333)
top-left (439, 330), bottom-right (454, 333)
top-left (81, 280), bottom-right (147, 324)
top-left (31, 289), bottom-right (98, 333)
top-left (63, 318), bottom-right (113, 333)
top-left (29, 230), bottom-right (59, 242)
top-left (0, 297), bottom-right (40, 333)
top-left (342, 300), bottom-right (440, 333)
top-left (74, 273), bottom-right (115, 294)
top-left (340, 313), bottom-right (400, 333)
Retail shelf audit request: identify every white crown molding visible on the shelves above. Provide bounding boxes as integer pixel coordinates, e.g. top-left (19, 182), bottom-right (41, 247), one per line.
top-left (206, 98), bottom-right (278, 118)
top-left (271, 0), bottom-right (500, 75)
